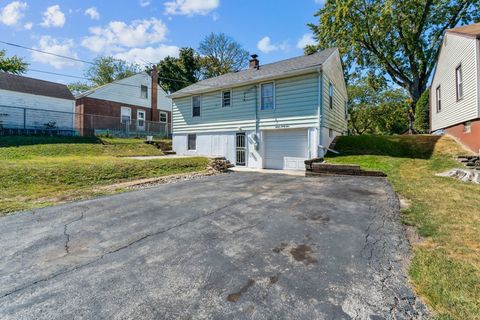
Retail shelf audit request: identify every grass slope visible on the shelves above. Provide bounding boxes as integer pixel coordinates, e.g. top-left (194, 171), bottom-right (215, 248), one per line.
top-left (0, 136), bottom-right (208, 214)
top-left (327, 135), bottom-right (480, 320)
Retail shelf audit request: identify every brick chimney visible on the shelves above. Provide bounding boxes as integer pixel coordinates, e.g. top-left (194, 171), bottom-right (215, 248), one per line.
top-left (249, 54), bottom-right (259, 70)
top-left (150, 66), bottom-right (159, 122)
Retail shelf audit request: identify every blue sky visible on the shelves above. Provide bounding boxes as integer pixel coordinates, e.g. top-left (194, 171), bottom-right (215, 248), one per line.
top-left (0, 0), bottom-right (325, 84)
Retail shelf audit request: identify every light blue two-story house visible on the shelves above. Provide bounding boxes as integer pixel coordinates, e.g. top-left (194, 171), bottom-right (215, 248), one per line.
top-left (170, 48), bottom-right (348, 170)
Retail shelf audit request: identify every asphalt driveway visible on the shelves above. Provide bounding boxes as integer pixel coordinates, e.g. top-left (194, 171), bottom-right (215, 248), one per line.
top-left (0, 172), bottom-right (428, 319)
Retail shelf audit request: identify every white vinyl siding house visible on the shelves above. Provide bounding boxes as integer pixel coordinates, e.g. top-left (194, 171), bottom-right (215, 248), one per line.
top-left (430, 32), bottom-right (479, 131)
top-left (0, 72), bottom-right (75, 131)
top-left (171, 49), bottom-right (348, 170)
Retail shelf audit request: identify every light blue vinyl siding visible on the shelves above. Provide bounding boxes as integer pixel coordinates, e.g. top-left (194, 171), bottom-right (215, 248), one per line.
top-left (172, 73), bottom-right (320, 133)
top-left (321, 73), bottom-right (348, 133)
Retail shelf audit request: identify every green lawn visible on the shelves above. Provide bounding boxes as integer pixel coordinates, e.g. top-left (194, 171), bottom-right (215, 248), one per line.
top-left (327, 135), bottom-right (480, 320)
top-left (0, 136), bottom-right (209, 214)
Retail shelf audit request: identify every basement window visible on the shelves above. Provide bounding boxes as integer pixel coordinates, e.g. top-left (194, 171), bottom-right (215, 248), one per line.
top-left (464, 121), bottom-right (472, 133)
top-left (141, 85), bottom-right (148, 99)
top-left (187, 134), bottom-right (197, 150)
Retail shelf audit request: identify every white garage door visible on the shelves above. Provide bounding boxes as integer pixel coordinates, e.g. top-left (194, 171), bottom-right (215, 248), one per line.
top-left (264, 129), bottom-right (308, 170)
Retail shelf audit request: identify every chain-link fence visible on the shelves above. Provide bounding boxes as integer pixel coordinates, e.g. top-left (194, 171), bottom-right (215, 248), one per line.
top-left (0, 105), bottom-right (170, 138)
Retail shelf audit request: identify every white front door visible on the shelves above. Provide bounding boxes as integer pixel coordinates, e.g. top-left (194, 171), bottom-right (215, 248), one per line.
top-left (137, 110), bottom-right (146, 131)
top-left (263, 129), bottom-right (308, 170)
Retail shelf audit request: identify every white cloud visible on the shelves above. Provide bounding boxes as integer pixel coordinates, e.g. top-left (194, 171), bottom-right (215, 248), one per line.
top-left (297, 33), bottom-right (316, 49)
top-left (164, 0), bottom-right (219, 16)
top-left (257, 36), bottom-right (288, 54)
top-left (31, 36), bottom-right (79, 69)
top-left (82, 18), bottom-right (168, 53)
top-left (24, 21), bottom-right (33, 30)
top-left (0, 1), bottom-right (27, 26)
top-left (115, 45), bottom-right (180, 65)
top-left (139, 0), bottom-right (151, 7)
top-left (85, 7), bottom-right (100, 20)
top-left (41, 5), bottom-right (66, 28)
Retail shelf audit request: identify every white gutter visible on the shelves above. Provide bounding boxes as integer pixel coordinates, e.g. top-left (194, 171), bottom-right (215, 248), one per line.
top-left (318, 69), bottom-right (324, 157)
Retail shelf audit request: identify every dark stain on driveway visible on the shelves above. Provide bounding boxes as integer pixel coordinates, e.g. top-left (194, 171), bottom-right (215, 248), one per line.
top-left (0, 172), bottom-right (429, 319)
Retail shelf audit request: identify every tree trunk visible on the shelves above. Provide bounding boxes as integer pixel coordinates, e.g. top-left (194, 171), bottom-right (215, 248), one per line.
top-left (408, 84), bottom-right (423, 134)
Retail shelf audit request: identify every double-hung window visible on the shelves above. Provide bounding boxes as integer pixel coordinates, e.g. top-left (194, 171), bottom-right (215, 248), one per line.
top-left (436, 86), bottom-right (442, 113)
top-left (187, 134), bottom-right (196, 150)
top-left (456, 65), bottom-right (463, 101)
top-left (222, 90), bottom-right (231, 108)
top-left (141, 85), bottom-right (148, 99)
top-left (120, 107), bottom-right (131, 124)
top-left (160, 112), bottom-right (168, 123)
top-left (329, 83), bottom-right (334, 109)
top-left (192, 96), bottom-right (201, 117)
top-left (261, 82), bottom-right (274, 110)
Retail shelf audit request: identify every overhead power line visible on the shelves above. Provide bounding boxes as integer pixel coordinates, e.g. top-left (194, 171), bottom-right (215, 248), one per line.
top-left (0, 40), bottom-right (94, 65)
top-left (1, 39), bottom-right (212, 88)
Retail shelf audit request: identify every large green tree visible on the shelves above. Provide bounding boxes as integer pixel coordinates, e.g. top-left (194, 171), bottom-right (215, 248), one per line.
top-left (86, 56), bottom-right (140, 87)
top-left (157, 48), bottom-right (202, 93)
top-left (308, 0), bottom-right (480, 131)
top-left (348, 76), bottom-right (410, 135)
top-left (68, 56), bottom-right (140, 94)
top-left (0, 50), bottom-right (28, 74)
top-left (198, 33), bottom-right (249, 78)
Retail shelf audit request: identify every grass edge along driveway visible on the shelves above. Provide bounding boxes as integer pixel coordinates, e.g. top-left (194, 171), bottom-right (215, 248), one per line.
top-left (327, 135), bottom-right (480, 320)
top-left (0, 136), bottom-right (209, 215)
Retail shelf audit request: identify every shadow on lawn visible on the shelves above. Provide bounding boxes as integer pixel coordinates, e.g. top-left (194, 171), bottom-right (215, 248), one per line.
top-left (0, 135), bottom-right (103, 148)
top-left (329, 135), bottom-right (442, 160)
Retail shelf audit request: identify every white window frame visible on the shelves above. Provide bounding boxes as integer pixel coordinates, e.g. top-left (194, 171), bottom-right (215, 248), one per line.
top-left (436, 86), bottom-right (441, 113)
top-left (464, 121), bottom-right (472, 133)
top-left (187, 133), bottom-right (197, 151)
top-left (260, 81), bottom-right (275, 110)
top-left (456, 64), bottom-right (463, 101)
top-left (137, 110), bottom-right (146, 130)
top-left (141, 85), bottom-right (148, 99)
top-left (159, 111), bottom-right (168, 123)
top-left (192, 95), bottom-right (201, 117)
top-left (329, 82), bottom-right (334, 109)
top-left (120, 107), bottom-right (132, 124)
top-left (221, 90), bottom-right (232, 108)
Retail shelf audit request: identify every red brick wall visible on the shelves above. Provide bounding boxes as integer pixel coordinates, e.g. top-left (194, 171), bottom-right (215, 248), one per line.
top-left (75, 97), bottom-right (171, 136)
top-left (445, 118), bottom-right (480, 154)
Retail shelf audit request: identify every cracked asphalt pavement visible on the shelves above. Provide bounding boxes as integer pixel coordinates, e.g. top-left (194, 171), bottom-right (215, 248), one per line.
top-left (0, 172), bottom-right (429, 319)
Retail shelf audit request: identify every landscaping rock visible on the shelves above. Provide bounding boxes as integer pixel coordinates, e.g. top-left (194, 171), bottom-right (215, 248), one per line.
top-left (437, 169), bottom-right (480, 184)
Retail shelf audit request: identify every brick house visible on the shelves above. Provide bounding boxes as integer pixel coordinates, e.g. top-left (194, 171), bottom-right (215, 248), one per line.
top-left (75, 68), bottom-right (172, 137)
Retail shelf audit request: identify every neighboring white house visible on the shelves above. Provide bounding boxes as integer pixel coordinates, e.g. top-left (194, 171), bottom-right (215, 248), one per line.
top-left (430, 22), bottom-right (480, 153)
top-left (75, 70), bottom-right (172, 137)
top-left (0, 72), bottom-right (75, 130)
top-left (170, 49), bottom-right (348, 170)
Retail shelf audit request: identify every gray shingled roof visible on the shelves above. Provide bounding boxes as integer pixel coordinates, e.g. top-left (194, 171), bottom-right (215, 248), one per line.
top-left (169, 48), bottom-right (337, 98)
top-left (0, 72), bottom-right (74, 100)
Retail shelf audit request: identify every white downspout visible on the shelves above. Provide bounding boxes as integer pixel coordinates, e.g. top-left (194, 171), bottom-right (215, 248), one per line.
top-left (318, 69), bottom-right (324, 158)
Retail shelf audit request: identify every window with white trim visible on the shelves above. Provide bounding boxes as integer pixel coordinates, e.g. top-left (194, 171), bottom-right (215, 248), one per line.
top-left (261, 82), bottom-right (274, 110)
top-left (192, 96), bottom-right (201, 117)
top-left (141, 85), bottom-right (148, 99)
top-left (160, 112), bottom-right (168, 123)
top-left (456, 65), bottom-right (463, 101)
top-left (464, 121), bottom-right (472, 133)
top-left (329, 83), bottom-right (334, 109)
top-left (436, 86), bottom-right (441, 113)
top-left (222, 90), bottom-right (231, 108)
top-left (187, 134), bottom-right (196, 150)
top-left (120, 107), bottom-right (131, 124)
